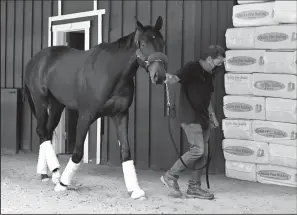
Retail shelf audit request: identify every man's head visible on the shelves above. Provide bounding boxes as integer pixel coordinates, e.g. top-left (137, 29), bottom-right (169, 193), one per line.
top-left (204, 45), bottom-right (226, 72)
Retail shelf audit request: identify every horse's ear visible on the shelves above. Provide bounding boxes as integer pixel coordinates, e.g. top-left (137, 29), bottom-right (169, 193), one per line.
top-left (135, 16), bottom-right (144, 32)
top-left (154, 16), bottom-right (163, 31)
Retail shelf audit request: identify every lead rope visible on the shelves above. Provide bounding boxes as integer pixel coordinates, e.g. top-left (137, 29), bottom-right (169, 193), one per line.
top-left (165, 82), bottom-right (212, 189)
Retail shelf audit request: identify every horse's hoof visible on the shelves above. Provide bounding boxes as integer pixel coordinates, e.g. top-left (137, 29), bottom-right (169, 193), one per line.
top-left (40, 174), bottom-right (50, 182)
top-left (52, 171), bottom-right (61, 185)
top-left (54, 183), bottom-right (68, 192)
top-left (131, 189), bottom-right (147, 200)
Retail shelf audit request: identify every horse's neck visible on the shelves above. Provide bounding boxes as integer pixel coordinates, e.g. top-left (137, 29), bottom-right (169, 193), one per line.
top-left (120, 49), bottom-right (140, 81)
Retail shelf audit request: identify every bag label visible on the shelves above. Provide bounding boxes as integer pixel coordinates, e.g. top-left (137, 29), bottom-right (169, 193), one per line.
top-left (227, 56), bottom-right (256, 66)
top-left (257, 32), bottom-right (288, 43)
top-left (235, 10), bottom-right (269, 20)
top-left (225, 102), bottom-right (253, 112)
top-left (254, 80), bottom-right (285, 91)
top-left (224, 146), bottom-right (254, 156)
top-left (257, 170), bottom-right (291, 180)
top-left (254, 127), bottom-right (288, 138)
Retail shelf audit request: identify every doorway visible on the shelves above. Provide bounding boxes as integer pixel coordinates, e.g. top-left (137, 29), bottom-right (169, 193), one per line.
top-left (51, 20), bottom-right (90, 163)
top-left (64, 31), bottom-right (85, 154)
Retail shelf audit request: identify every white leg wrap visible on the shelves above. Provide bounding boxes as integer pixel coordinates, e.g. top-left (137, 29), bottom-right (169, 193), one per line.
top-left (40, 140), bottom-right (60, 172)
top-left (37, 146), bottom-right (48, 175)
top-left (60, 158), bottom-right (80, 186)
top-left (52, 170), bottom-right (61, 185)
top-left (122, 160), bottom-right (146, 199)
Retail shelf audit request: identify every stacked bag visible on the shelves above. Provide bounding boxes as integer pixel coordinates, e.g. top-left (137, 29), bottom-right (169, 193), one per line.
top-left (222, 0), bottom-right (297, 187)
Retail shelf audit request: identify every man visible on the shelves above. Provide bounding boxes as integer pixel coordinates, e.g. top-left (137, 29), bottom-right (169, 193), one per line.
top-left (161, 45), bottom-right (225, 200)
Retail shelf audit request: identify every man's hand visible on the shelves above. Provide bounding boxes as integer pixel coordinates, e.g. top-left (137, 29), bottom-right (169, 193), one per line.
top-left (164, 73), bottom-right (180, 84)
top-left (209, 113), bottom-right (219, 129)
top-left (208, 103), bottom-right (219, 129)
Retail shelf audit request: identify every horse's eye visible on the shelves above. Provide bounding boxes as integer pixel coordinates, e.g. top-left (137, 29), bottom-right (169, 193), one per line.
top-left (141, 41), bottom-right (145, 48)
top-left (152, 36), bottom-right (156, 39)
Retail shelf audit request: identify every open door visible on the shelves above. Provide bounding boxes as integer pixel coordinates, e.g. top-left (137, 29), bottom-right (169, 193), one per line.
top-left (64, 32), bottom-right (85, 154)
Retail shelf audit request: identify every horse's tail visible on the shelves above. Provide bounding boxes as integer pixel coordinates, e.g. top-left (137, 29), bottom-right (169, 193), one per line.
top-left (22, 84), bottom-right (36, 118)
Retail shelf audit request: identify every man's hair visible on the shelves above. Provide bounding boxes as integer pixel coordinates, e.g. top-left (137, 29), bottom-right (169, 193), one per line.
top-left (204, 45), bottom-right (226, 59)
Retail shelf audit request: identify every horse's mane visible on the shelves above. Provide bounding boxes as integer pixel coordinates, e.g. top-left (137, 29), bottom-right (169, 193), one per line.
top-left (96, 31), bottom-right (136, 52)
top-left (96, 25), bottom-right (155, 52)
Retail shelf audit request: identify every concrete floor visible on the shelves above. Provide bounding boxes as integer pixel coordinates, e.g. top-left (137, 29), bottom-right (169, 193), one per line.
top-left (1, 152), bottom-right (296, 214)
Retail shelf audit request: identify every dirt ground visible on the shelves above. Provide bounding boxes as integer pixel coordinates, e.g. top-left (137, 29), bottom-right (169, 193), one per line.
top-left (1, 152), bottom-right (296, 214)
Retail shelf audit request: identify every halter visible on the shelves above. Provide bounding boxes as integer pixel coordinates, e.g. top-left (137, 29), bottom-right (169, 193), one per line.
top-left (135, 48), bottom-right (167, 72)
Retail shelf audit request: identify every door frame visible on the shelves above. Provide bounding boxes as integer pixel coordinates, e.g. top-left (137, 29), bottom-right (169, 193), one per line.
top-left (48, 9), bottom-right (105, 164)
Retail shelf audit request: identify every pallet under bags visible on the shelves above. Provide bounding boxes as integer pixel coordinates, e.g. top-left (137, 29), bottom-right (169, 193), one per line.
top-left (252, 120), bottom-right (297, 146)
top-left (223, 139), bottom-right (269, 164)
top-left (223, 95), bottom-right (265, 120)
top-left (251, 73), bottom-right (297, 99)
top-left (232, 2), bottom-right (278, 27)
top-left (225, 73), bottom-right (253, 95)
top-left (225, 160), bottom-right (257, 182)
top-left (225, 24), bottom-right (297, 50)
top-left (256, 164), bottom-right (297, 187)
top-left (265, 97), bottom-right (297, 124)
top-left (222, 119), bottom-right (253, 140)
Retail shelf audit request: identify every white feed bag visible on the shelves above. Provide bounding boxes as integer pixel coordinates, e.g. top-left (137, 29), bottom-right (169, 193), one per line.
top-left (263, 50), bottom-right (297, 75)
top-left (237, 0), bottom-right (272, 5)
top-left (222, 119), bottom-right (253, 140)
top-left (269, 143), bottom-right (297, 168)
top-left (233, 2), bottom-right (278, 27)
top-left (225, 73), bottom-right (253, 95)
top-left (255, 24), bottom-right (297, 50)
top-left (225, 160), bottom-right (257, 182)
top-left (223, 139), bottom-right (269, 164)
top-left (265, 97), bottom-right (297, 123)
top-left (223, 95), bottom-right (266, 120)
top-left (225, 50), bottom-right (265, 73)
top-left (225, 27), bottom-right (256, 49)
top-left (273, 1), bottom-right (297, 24)
top-left (251, 73), bottom-right (297, 99)
top-left (256, 164), bottom-right (297, 187)
top-left (252, 120), bottom-right (297, 146)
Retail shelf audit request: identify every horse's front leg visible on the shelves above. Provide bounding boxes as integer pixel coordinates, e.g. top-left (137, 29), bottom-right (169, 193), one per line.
top-left (54, 111), bottom-right (92, 191)
top-left (112, 111), bottom-right (146, 200)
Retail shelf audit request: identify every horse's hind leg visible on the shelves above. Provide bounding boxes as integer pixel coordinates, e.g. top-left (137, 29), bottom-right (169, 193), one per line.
top-left (34, 96), bottom-right (61, 184)
top-left (54, 111), bottom-right (93, 191)
top-left (45, 97), bottom-right (65, 184)
top-left (113, 111), bottom-right (146, 200)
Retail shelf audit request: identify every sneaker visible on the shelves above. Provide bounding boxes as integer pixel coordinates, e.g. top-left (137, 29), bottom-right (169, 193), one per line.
top-left (186, 182), bottom-right (214, 200)
top-left (160, 175), bottom-right (183, 198)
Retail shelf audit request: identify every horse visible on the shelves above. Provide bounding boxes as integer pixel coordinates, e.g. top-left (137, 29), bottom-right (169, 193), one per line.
top-left (23, 16), bottom-right (168, 200)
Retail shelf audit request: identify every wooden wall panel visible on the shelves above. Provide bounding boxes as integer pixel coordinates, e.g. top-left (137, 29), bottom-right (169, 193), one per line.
top-left (149, 0), bottom-right (168, 170)
top-left (1, 0), bottom-right (7, 88)
top-left (122, 0), bottom-right (137, 163)
top-left (135, 0), bottom-right (151, 169)
top-left (6, 0), bottom-right (15, 88)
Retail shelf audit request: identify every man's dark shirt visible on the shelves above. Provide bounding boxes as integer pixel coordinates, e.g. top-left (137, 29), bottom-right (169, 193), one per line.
top-left (176, 60), bottom-right (214, 129)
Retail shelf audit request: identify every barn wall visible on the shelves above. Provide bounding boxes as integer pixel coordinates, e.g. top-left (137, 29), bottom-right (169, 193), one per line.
top-left (1, 0), bottom-right (235, 173)
top-left (1, 0), bottom-right (58, 152)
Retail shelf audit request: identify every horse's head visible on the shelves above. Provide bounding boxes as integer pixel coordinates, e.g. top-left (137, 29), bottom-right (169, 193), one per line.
top-left (134, 16), bottom-right (168, 84)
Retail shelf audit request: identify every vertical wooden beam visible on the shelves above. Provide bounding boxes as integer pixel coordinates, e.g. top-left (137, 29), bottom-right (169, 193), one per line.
top-left (1, 0), bottom-right (7, 88)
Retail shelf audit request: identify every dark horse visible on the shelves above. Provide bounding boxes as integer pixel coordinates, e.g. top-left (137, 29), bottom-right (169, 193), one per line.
top-left (23, 16), bottom-right (167, 200)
